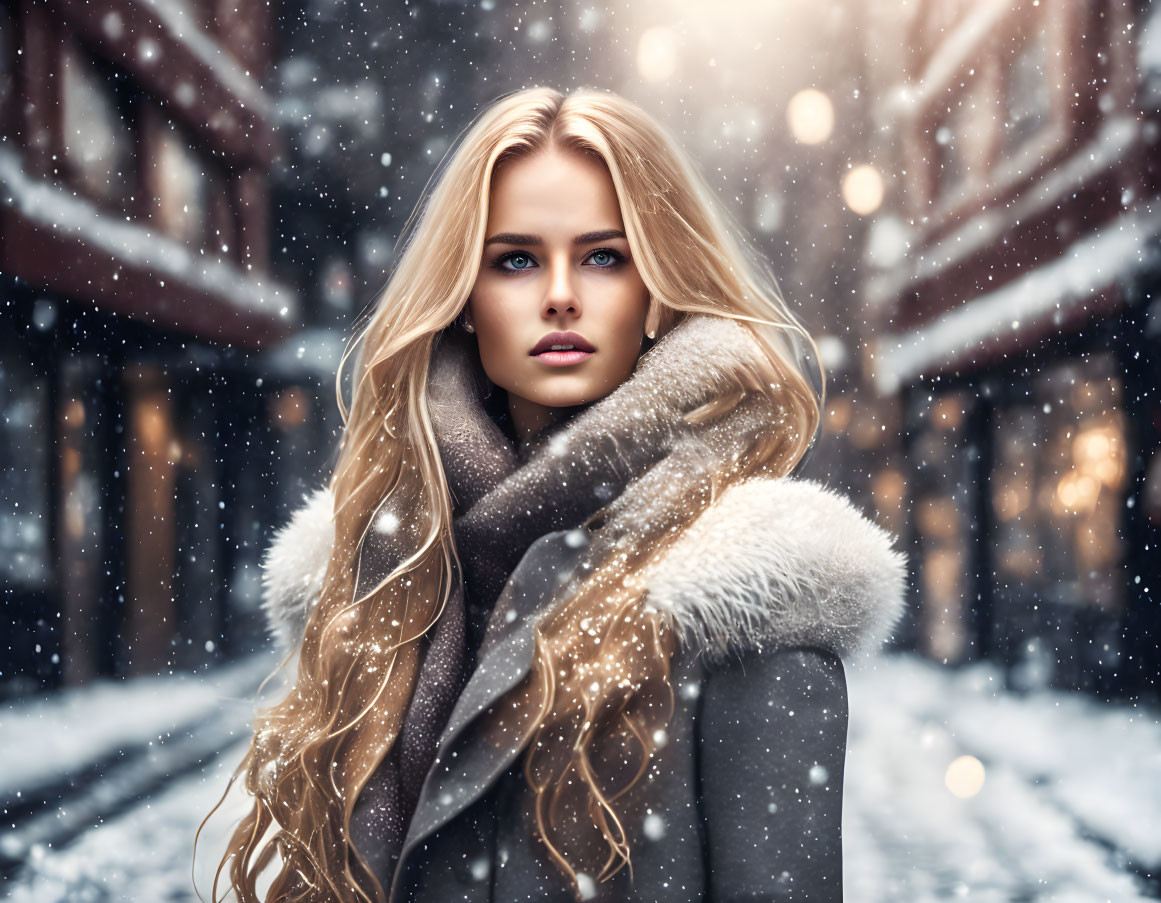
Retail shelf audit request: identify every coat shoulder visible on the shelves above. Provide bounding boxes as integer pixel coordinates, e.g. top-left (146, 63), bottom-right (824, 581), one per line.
top-left (696, 643), bottom-right (847, 899)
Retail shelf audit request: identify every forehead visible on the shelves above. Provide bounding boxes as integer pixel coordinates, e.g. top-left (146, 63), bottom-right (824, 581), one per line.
top-left (486, 148), bottom-right (624, 230)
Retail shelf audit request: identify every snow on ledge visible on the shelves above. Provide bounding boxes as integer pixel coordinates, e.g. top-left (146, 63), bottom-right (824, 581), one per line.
top-left (0, 147), bottom-right (297, 322)
top-left (872, 202), bottom-right (1161, 395)
top-left (137, 0), bottom-right (270, 117)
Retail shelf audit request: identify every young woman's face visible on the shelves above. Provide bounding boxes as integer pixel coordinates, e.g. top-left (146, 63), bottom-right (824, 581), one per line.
top-left (466, 146), bottom-right (651, 442)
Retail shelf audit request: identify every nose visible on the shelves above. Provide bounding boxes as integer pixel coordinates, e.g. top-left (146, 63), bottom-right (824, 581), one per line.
top-left (541, 252), bottom-right (579, 319)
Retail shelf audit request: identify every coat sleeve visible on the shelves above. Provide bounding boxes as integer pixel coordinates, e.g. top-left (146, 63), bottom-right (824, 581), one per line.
top-left (696, 645), bottom-right (848, 903)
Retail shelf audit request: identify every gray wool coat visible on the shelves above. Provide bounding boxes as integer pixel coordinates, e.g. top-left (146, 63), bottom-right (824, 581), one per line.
top-left (261, 477), bottom-right (908, 902)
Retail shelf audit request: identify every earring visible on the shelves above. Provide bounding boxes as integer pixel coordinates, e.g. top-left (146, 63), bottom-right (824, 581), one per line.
top-left (645, 328), bottom-right (656, 339)
top-left (465, 322), bottom-right (475, 333)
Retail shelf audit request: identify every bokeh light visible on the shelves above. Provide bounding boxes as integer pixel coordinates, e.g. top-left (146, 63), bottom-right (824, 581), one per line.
top-left (842, 164), bottom-right (885, 215)
top-left (786, 88), bottom-right (834, 144)
top-left (637, 26), bottom-right (679, 83)
top-left (944, 755), bottom-right (986, 799)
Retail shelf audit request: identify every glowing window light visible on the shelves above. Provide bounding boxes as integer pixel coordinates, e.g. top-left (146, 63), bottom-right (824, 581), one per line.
top-left (1072, 422), bottom-right (1125, 489)
top-left (786, 88), bottom-right (834, 145)
top-left (1055, 470), bottom-right (1101, 514)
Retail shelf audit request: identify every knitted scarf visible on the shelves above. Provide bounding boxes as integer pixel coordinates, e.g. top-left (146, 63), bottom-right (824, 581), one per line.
top-left (241, 313), bottom-right (798, 891)
top-left (305, 314), bottom-right (793, 884)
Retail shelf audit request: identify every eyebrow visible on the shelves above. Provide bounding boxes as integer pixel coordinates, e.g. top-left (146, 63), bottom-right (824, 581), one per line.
top-left (483, 229), bottom-right (627, 247)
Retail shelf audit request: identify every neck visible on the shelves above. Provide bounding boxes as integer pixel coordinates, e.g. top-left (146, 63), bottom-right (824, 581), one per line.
top-left (506, 392), bottom-right (593, 446)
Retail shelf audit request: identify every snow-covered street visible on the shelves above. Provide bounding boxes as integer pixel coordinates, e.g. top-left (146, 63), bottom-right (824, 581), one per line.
top-left (3, 652), bottom-right (1158, 902)
top-left (844, 656), bottom-right (1161, 902)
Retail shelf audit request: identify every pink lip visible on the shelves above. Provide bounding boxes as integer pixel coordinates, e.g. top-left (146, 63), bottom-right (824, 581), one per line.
top-left (530, 330), bottom-right (596, 355)
top-left (534, 349), bottom-right (594, 367)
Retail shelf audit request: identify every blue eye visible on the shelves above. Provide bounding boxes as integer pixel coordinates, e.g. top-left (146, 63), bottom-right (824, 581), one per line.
top-left (588, 249), bottom-right (618, 267)
top-left (490, 248), bottom-right (626, 274)
top-left (495, 252), bottom-right (536, 272)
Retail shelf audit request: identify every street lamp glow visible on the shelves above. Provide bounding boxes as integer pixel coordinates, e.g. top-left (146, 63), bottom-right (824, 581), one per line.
top-left (786, 88), bottom-right (834, 145)
top-left (637, 26), bottom-right (679, 83)
top-left (842, 164), bottom-right (884, 216)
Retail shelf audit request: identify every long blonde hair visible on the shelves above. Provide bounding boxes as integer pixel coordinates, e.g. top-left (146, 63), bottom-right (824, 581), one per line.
top-left (201, 86), bottom-right (824, 903)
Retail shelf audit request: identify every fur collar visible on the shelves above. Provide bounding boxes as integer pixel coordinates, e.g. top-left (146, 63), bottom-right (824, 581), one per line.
top-left (261, 449), bottom-right (907, 665)
top-left (262, 477), bottom-right (906, 663)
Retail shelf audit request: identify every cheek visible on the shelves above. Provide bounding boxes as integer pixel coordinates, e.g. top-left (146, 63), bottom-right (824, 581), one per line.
top-left (603, 290), bottom-right (650, 364)
top-left (470, 283), bottom-right (518, 338)
top-left (609, 280), bottom-right (650, 330)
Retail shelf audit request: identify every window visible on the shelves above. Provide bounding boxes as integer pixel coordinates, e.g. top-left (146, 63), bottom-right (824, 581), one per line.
top-left (56, 354), bottom-right (109, 685)
top-left (151, 114), bottom-right (209, 247)
top-left (990, 354), bottom-right (1127, 612)
top-left (0, 4), bottom-right (16, 137)
top-left (911, 390), bottom-right (977, 664)
top-left (122, 361), bottom-right (179, 674)
top-left (989, 352), bottom-right (1129, 691)
top-left (0, 344), bottom-right (51, 590)
top-left (1001, 19), bottom-right (1052, 154)
top-left (60, 42), bottom-right (137, 208)
top-left (171, 380), bottom-right (224, 669)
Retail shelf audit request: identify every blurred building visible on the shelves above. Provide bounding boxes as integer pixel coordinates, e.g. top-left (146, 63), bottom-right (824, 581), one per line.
top-left (0, 0), bottom-right (332, 698)
top-left (858, 0), bottom-right (1161, 697)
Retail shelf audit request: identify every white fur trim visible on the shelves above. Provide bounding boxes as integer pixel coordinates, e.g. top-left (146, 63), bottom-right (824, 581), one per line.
top-left (640, 477), bottom-right (908, 663)
top-left (259, 486), bottom-right (335, 651)
top-left (260, 478), bottom-right (908, 664)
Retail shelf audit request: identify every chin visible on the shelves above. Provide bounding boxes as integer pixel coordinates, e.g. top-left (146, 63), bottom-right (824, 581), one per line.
top-left (528, 381), bottom-right (604, 409)
top-left (522, 364), bottom-right (634, 410)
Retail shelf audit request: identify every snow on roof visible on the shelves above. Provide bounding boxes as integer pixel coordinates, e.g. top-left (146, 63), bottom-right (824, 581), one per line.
top-left (1141, 0), bottom-right (1161, 72)
top-left (139, 0), bottom-right (271, 118)
top-left (867, 115), bottom-right (1140, 309)
top-left (872, 201), bottom-right (1161, 395)
top-left (0, 147), bottom-right (298, 323)
top-left (262, 326), bottom-right (352, 380)
top-left (899, 0), bottom-right (1010, 116)
top-left (1141, 0), bottom-right (1161, 105)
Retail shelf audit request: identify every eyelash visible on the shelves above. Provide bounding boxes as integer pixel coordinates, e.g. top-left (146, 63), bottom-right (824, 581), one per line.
top-left (490, 247), bottom-right (627, 274)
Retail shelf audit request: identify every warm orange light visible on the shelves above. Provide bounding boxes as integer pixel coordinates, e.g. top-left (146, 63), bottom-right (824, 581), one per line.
top-left (841, 164), bottom-right (884, 216)
top-left (921, 546), bottom-right (966, 662)
top-left (931, 396), bottom-right (965, 430)
top-left (786, 88), bottom-right (834, 145)
top-left (994, 479), bottom-right (1032, 521)
top-left (999, 546), bottom-right (1042, 579)
top-left (871, 469), bottom-right (905, 508)
top-left (61, 446), bottom-right (81, 482)
top-left (918, 496), bottom-right (960, 540)
top-left (1072, 421), bottom-right (1124, 489)
top-left (824, 397), bottom-right (852, 434)
top-left (1055, 471), bottom-right (1101, 514)
top-left (139, 404), bottom-right (168, 452)
top-left (273, 387), bottom-right (309, 428)
top-left (61, 397), bottom-right (86, 429)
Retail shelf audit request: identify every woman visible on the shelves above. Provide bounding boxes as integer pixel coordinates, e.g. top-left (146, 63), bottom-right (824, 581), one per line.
top-left (204, 86), bottom-right (907, 902)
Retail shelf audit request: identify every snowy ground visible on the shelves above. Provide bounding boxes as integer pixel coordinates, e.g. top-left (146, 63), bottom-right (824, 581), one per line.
top-left (2, 652), bottom-right (1158, 902)
top-left (843, 655), bottom-right (1161, 903)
